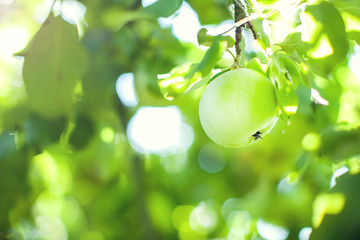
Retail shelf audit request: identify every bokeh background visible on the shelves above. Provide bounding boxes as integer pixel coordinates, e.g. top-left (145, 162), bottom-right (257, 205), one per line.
top-left (1, 0), bottom-right (360, 239)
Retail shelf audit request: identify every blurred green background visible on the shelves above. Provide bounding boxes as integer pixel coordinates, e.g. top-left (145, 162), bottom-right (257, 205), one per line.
top-left (1, 0), bottom-right (360, 239)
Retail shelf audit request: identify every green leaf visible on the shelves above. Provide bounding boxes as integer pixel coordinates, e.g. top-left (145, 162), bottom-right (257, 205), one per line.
top-left (102, 8), bottom-right (153, 31)
top-left (24, 114), bottom-right (67, 149)
top-left (270, 54), bottom-right (299, 125)
top-left (310, 173), bottom-right (360, 240)
top-left (186, 0), bottom-right (230, 25)
top-left (251, 17), bottom-right (271, 49)
top-left (329, 0), bottom-right (360, 20)
top-left (278, 54), bottom-right (302, 87)
top-left (347, 31), bottom-right (360, 46)
top-left (302, 2), bottom-right (347, 77)
top-left (276, 32), bottom-right (310, 57)
top-left (158, 63), bottom-right (197, 100)
top-left (14, 13), bottom-right (56, 57)
top-left (0, 132), bottom-right (30, 232)
top-left (245, 58), bottom-right (266, 74)
top-left (69, 113), bottom-right (95, 150)
top-left (159, 36), bottom-right (230, 100)
top-left (142, 0), bottom-right (183, 18)
top-left (197, 28), bottom-right (235, 48)
top-left (22, 16), bottom-right (88, 118)
top-left (318, 125), bottom-right (360, 161)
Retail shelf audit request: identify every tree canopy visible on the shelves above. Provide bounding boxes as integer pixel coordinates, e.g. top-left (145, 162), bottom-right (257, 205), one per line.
top-left (1, 0), bottom-right (360, 239)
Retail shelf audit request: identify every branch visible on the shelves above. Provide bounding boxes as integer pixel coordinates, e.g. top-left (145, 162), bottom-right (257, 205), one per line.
top-left (114, 96), bottom-right (158, 240)
top-left (234, 0), bottom-right (246, 58)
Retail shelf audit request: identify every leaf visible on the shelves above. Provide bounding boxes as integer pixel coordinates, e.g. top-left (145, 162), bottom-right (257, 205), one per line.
top-left (245, 57), bottom-right (266, 74)
top-left (329, 0), bottom-right (360, 20)
top-left (278, 54), bottom-right (302, 87)
top-left (197, 28), bottom-right (235, 48)
top-left (186, 0), bottom-right (230, 25)
top-left (310, 173), bottom-right (360, 240)
top-left (69, 113), bottom-right (95, 150)
top-left (21, 16), bottom-right (88, 118)
top-left (0, 132), bottom-right (30, 232)
top-left (24, 114), bottom-right (67, 149)
top-left (158, 36), bottom-right (230, 100)
top-left (102, 8), bottom-right (153, 31)
top-left (251, 17), bottom-right (271, 49)
top-left (158, 63), bottom-right (197, 100)
top-left (302, 2), bottom-right (347, 77)
top-left (276, 32), bottom-right (310, 57)
top-left (347, 31), bottom-right (360, 46)
top-left (318, 125), bottom-right (360, 161)
top-left (142, 0), bottom-right (183, 18)
top-left (14, 13), bottom-right (56, 57)
top-left (270, 54), bottom-right (299, 125)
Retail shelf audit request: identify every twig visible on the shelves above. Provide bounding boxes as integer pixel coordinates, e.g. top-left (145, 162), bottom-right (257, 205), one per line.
top-left (217, 13), bottom-right (257, 36)
top-left (234, 0), bottom-right (246, 59)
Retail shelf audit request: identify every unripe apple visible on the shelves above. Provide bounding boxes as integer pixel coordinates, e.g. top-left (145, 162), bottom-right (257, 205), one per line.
top-left (199, 68), bottom-right (279, 147)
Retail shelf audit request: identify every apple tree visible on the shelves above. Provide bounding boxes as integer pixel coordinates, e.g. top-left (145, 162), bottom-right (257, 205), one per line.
top-left (0, 0), bottom-right (360, 239)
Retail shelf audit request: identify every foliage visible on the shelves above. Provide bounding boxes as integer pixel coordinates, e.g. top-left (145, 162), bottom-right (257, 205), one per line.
top-left (1, 0), bottom-right (360, 239)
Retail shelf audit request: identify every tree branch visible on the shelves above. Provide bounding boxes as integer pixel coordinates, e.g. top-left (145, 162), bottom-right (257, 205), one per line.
top-left (234, 0), bottom-right (246, 59)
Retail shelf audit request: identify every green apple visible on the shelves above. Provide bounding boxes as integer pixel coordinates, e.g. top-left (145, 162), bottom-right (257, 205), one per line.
top-left (199, 68), bottom-right (279, 148)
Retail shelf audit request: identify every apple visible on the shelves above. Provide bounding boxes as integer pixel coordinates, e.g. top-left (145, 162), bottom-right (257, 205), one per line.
top-left (199, 68), bottom-right (279, 148)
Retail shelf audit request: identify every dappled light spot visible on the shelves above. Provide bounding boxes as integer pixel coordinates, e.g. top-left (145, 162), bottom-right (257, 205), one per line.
top-left (33, 0), bottom-right (85, 29)
top-left (147, 191), bottom-right (174, 233)
top-left (116, 73), bottom-right (139, 108)
top-left (330, 166), bottom-right (349, 189)
top-left (265, 47), bottom-right (274, 56)
top-left (257, 219), bottom-right (289, 240)
top-left (221, 198), bottom-right (244, 220)
top-left (0, 25), bottom-right (29, 60)
top-left (141, 0), bottom-right (158, 7)
top-left (307, 34), bottom-right (334, 59)
top-left (61, 197), bottom-right (83, 228)
top-left (299, 227), bottom-right (312, 240)
top-left (338, 91), bottom-right (360, 124)
top-left (141, 0), bottom-right (157, 8)
top-left (302, 132), bottom-right (321, 152)
top-left (301, 11), bottom-right (321, 44)
top-left (178, 223), bottom-right (205, 240)
top-left (312, 193), bottom-right (345, 228)
top-left (35, 216), bottom-right (68, 240)
top-left (189, 201), bottom-right (218, 235)
top-left (0, 24), bottom-right (28, 103)
top-left (160, 151), bottom-right (188, 173)
top-left (29, 151), bottom-right (73, 194)
top-left (60, 0), bottom-right (86, 27)
top-left (198, 144), bottom-right (226, 173)
top-left (33, 193), bottom-right (84, 234)
top-left (30, 152), bottom-right (58, 190)
top-left (172, 205), bottom-right (194, 230)
top-left (283, 106), bottom-right (298, 115)
top-left (33, 191), bottom-right (63, 217)
top-left (277, 176), bottom-right (297, 193)
top-left (311, 88), bottom-right (329, 106)
top-left (227, 211), bottom-right (251, 239)
top-left (158, 2), bottom-right (201, 43)
top-left (349, 45), bottom-right (360, 81)
top-left (0, 0), bottom-right (13, 5)
top-left (100, 127), bottom-right (115, 143)
top-left (127, 106), bottom-right (194, 155)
